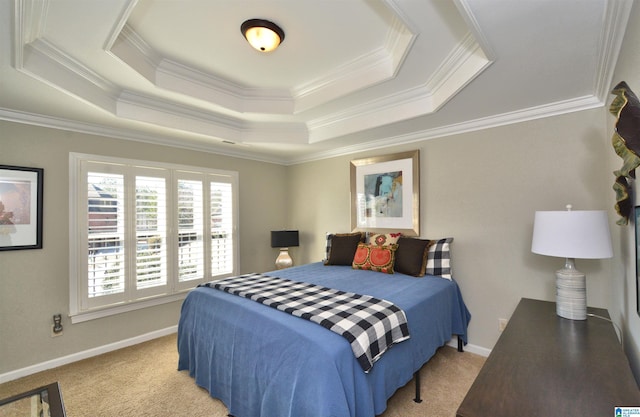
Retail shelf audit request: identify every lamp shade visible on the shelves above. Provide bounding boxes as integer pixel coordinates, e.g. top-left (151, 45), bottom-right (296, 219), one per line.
top-left (271, 230), bottom-right (299, 248)
top-left (531, 210), bottom-right (612, 259)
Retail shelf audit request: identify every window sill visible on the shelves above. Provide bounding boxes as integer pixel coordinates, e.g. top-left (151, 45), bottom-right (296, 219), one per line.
top-left (70, 291), bottom-right (189, 324)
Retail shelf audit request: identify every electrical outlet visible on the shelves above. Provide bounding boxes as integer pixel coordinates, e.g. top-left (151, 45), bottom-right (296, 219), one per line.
top-left (498, 318), bottom-right (508, 331)
top-left (51, 325), bottom-right (63, 337)
top-left (51, 314), bottom-right (63, 337)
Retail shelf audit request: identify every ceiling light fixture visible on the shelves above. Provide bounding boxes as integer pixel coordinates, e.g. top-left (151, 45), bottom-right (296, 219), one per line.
top-left (241, 19), bottom-right (285, 52)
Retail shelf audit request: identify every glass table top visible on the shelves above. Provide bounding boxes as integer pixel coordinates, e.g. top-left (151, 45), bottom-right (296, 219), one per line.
top-left (0, 382), bottom-right (65, 417)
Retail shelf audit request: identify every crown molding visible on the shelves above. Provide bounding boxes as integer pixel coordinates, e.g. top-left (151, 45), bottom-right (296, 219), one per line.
top-left (116, 90), bottom-right (308, 144)
top-left (6, 0), bottom-right (620, 167)
top-left (593, 0), bottom-right (634, 101)
top-left (18, 29), bottom-right (483, 148)
top-left (0, 107), bottom-right (290, 165)
top-left (103, 0), bottom-right (138, 51)
top-left (0, 92), bottom-right (605, 167)
top-left (109, 22), bottom-right (162, 83)
top-left (424, 32), bottom-right (492, 112)
top-left (290, 95), bottom-right (604, 165)
top-left (16, 25), bottom-right (308, 145)
top-left (21, 39), bottom-right (120, 113)
top-left (306, 33), bottom-right (490, 143)
top-left (155, 58), bottom-right (294, 114)
top-left (292, 11), bottom-right (416, 113)
top-left (453, 0), bottom-right (497, 61)
top-left (13, 0), bottom-right (48, 55)
top-left (111, 24), bottom-right (295, 114)
top-left (292, 47), bottom-right (394, 114)
top-left (12, 0), bottom-right (483, 148)
top-left (110, 1), bottom-right (416, 115)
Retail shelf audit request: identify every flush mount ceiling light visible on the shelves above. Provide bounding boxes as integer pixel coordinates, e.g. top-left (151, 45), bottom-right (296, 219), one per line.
top-left (241, 19), bottom-right (285, 52)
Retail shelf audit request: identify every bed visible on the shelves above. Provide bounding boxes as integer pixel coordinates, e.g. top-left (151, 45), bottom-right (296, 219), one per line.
top-left (177, 236), bottom-right (470, 417)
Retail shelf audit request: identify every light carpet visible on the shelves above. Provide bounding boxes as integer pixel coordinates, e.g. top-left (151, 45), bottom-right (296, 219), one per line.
top-left (0, 334), bottom-right (484, 417)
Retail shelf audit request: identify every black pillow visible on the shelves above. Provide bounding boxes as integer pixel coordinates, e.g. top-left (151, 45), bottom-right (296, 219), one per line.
top-left (324, 233), bottom-right (363, 265)
top-left (394, 237), bottom-right (432, 277)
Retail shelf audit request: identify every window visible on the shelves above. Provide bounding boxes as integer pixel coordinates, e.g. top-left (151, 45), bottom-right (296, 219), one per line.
top-left (69, 154), bottom-right (238, 322)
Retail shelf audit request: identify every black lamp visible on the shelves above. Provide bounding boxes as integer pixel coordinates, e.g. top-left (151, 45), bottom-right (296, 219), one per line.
top-left (271, 230), bottom-right (299, 269)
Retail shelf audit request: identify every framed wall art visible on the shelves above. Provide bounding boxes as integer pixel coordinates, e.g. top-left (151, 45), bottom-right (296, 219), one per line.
top-left (0, 165), bottom-right (43, 251)
top-left (350, 150), bottom-right (419, 236)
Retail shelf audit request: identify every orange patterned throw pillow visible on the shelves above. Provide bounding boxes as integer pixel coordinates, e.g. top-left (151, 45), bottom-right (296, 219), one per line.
top-left (369, 232), bottom-right (402, 247)
top-left (352, 243), bottom-right (397, 274)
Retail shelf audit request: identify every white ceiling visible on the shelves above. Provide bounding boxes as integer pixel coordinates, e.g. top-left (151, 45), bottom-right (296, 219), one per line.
top-left (0, 0), bottom-right (634, 164)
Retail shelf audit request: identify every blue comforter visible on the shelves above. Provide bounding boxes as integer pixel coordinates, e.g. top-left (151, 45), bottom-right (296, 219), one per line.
top-left (177, 262), bottom-right (470, 417)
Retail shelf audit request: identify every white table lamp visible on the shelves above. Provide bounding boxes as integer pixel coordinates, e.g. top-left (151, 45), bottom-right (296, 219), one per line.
top-left (531, 205), bottom-right (613, 320)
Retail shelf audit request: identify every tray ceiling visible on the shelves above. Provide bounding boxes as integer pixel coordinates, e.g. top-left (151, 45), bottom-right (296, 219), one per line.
top-left (0, 0), bottom-right (633, 164)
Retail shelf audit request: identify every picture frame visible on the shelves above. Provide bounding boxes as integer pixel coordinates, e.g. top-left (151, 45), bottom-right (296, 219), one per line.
top-left (635, 206), bottom-right (640, 317)
top-left (0, 165), bottom-right (44, 251)
top-left (350, 150), bottom-right (419, 236)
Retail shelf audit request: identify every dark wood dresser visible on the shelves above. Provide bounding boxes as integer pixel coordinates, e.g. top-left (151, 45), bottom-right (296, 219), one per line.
top-left (456, 298), bottom-right (640, 417)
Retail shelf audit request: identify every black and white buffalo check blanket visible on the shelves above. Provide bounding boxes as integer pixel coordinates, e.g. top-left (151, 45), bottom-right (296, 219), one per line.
top-left (201, 273), bottom-right (410, 372)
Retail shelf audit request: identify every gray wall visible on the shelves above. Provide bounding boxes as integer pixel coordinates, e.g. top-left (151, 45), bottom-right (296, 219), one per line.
top-left (0, 122), bottom-right (287, 374)
top-left (287, 108), bottom-right (620, 357)
top-left (4, 16), bottom-right (640, 381)
top-left (609, 0), bottom-right (640, 383)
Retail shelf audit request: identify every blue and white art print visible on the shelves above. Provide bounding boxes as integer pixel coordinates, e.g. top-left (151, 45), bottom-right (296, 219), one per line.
top-left (350, 151), bottom-right (419, 236)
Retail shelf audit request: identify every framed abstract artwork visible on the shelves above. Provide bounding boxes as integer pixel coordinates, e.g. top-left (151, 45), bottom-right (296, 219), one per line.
top-left (0, 165), bottom-right (44, 251)
top-left (350, 150), bottom-right (419, 236)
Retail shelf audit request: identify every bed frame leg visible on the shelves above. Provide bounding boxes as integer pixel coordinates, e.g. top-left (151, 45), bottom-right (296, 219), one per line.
top-left (413, 370), bottom-right (423, 403)
top-left (414, 338), bottom-right (463, 405)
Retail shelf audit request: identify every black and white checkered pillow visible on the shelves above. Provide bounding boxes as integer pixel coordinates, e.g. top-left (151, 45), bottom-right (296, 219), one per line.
top-left (324, 233), bottom-right (334, 261)
top-left (425, 237), bottom-right (453, 280)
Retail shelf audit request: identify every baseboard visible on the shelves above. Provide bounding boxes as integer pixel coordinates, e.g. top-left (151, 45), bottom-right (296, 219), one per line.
top-left (447, 338), bottom-right (491, 357)
top-left (0, 326), bottom-right (178, 384)
top-left (1, 329), bottom-right (488, 385)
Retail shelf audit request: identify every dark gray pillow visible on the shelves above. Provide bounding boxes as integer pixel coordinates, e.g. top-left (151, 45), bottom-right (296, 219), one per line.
top-left (324, 233), bottom-right (363, 265)
top-left (394, 237), bottom-right (432, 277)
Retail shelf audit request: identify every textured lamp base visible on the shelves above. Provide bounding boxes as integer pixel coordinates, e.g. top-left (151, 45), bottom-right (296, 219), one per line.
top-left (555, 258), bottom-right (587, 320)
top-left (275, 248), bottom-right (293, 269)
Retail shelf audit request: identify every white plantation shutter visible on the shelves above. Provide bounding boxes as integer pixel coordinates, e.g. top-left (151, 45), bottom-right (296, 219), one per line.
top-left (177, 179), bottom-right (205, 282)
top-left (135, 175), bottom-right (168, 292)
top-left (70, 154), bottom-right (238, 321)
top-left (87, 172), bottom-right (125, 299)
top-left (211, 181), bottom-right (233, 275)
